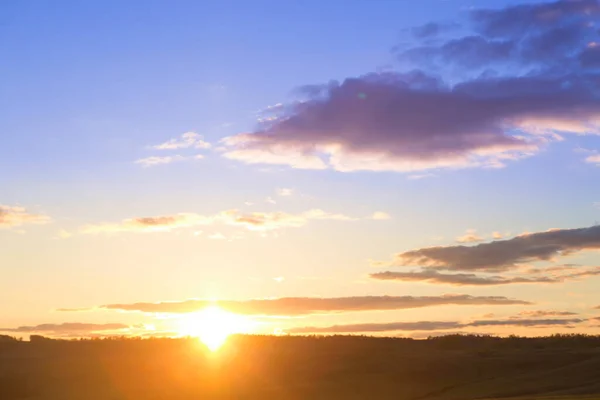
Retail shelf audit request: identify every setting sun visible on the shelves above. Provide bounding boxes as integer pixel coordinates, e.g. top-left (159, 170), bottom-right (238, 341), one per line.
top-left (177, 306), bottom-right (254, 351)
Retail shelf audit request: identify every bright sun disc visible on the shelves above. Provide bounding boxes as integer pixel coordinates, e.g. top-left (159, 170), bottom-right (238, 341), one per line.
top-left (177, 305), bottom-right (253, 351)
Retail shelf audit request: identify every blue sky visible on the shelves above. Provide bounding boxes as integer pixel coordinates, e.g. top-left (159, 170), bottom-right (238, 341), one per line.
top-left (2, 0), bottom-right (600, 340)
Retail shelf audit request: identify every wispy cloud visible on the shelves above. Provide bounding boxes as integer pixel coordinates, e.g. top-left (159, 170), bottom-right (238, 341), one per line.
top-left (276, 188), bottom-right (294, 197)
top-left (513, 310), bottom-right (578, 318)
top-left (0, 322), bottom-right (129, 334)
top-left (151, 132), bottom-right (211, 150)
top-left (370, 270), bottom-right (560, 286)
top-left (81, 208), bottom-right (359, 234)
top-left (135, 155), bottom-right (186, 167)
top-left (288, 317), bottom-right (583, 334)
top-left (87, 294), bottom-right (529, 316)
top-left (0, 205), bottom-right (51, 229)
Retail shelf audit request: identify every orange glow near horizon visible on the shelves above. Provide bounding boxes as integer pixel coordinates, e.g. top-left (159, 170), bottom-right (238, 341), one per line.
top-left (177, 305), bottom-right (255, 351)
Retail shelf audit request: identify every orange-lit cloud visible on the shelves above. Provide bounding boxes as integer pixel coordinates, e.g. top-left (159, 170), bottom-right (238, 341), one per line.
top-left (455, 229), bottom-right (484, 243)
top-left (82, 208), bottom-right (359, 234)
top-left (0, 205), bottom-right (51, 229)
top-left (86, 294), bottom-right (530, 316)
top-left (81, 213), bottom-right (211, 233)
top-left (0, 322), bottom-right (129, 334)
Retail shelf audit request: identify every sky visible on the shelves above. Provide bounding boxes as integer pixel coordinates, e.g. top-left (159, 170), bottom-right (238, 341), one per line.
top-left (2, 0), bottom-right (600, 340)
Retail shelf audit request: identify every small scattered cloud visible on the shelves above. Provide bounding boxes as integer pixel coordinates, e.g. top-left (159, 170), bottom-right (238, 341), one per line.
top-left (0, 205), bottom-right (51, 229)
top-left (97, 294), bottom-right (529, 316)
top-left (408, 173), bottom-right (436, 180)
top-left (492, 231), bottom-right (504, 239)
top-left (208, 232), bottom-right (226, 240)
top-left (586, 154), bottom-right (600, 166)
top-left (151, 132), bottom-right (211, 151)
top-left (135, 155), bottom-right (186, 167)
top-left (265, 197), bottom-right (277, 204)
top-left (276, 188), bottom-right (294, 197)
top-left (455, 229), bottom-right (484, 243)
top-left (371, 211), bottom-right (391, 220)
top-left (55, 307), bottom-right (93, 312)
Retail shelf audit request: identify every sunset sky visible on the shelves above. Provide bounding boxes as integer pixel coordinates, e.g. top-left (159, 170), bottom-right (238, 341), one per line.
top-left (3, 0), bottom-right (600, 340)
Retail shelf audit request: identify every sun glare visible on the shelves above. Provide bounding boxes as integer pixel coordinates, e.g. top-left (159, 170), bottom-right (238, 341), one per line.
top-left (177, 305), bottom-right (253, 351)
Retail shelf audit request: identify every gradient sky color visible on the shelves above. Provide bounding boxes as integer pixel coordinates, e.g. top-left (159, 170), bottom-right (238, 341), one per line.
top-left (2, 0), bottom-right (600, 339)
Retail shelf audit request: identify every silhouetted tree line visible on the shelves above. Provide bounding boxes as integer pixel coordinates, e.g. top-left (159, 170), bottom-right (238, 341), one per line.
top-left (2, 332), bottom-right (600, 349)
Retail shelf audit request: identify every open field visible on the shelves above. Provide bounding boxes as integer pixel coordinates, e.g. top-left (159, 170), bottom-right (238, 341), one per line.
top-left (2, 334), bottom-right (600, 400)
top-left (488, 397), bottom-right (600, 400)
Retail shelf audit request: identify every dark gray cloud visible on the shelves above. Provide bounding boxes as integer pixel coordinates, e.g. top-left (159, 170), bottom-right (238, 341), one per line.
top-left (579, 44), bottom-right (600, 68)
top-left (96, 295), bottom-right (530, 316)
top-left (471, 0), bottom-right (600, 39)
top-left (399, 36), bottom-right (516, 70)
top-left (386, 225), bottom-right (600, 272)
top-left (370, 270), bottom-right (557, 286)
top-left (0, 323), bottom-right (128, 333)
top-left (399, 0), bottom-right (600, 72)
top-left (411, 22), bottom-right (449, 39)
top-left (370, 266), bottom-right (600, 285)
top-left (288, 317), bottom-right (583, 334)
